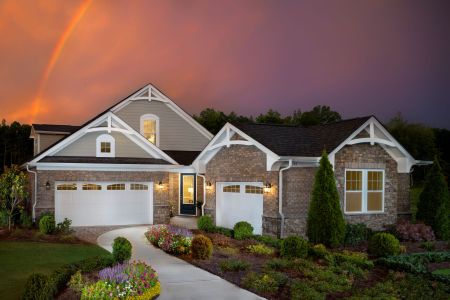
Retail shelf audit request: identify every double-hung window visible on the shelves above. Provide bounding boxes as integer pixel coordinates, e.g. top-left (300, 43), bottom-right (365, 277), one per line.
top-left (345, 169), bottom-right (384, 213)
top-left (140, 114), bottom-right (159, 146)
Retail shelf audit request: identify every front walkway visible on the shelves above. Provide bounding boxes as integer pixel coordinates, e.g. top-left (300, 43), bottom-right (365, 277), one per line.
top-left (97, 226), bottom-right (264, 300)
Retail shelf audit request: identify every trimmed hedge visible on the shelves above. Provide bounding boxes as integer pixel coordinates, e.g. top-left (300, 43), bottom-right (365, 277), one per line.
top-left (22, 255), bottom-right (114, 300)
top-left (112, 237), bottom-right (132, 263)
top-left (233, 221), bottom-right (253, 240)
top-left (280, 236), bottom-right (308, 258)
top-left (368, 233), bottom-right (401, 257)
top-left (39, 215), bottom-right (55, 234)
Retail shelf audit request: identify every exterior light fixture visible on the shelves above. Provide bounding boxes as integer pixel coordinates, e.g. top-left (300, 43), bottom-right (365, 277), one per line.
top-left (206, 181), bottom-right (212, 190)
top-left (263, 182), bottom-right (272, 193)
top-left (157, 181), bottom-right (164, 190)
top-left (45, 181), bottom-right (51, 190)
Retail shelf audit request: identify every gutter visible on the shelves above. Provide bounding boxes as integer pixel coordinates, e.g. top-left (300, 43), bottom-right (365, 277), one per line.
top-left (197, 174), bottom-right (207, 216)
top-left (26, 164), bottom-right (38, 223)
top-left (279, 159), bottom-right (292, 238)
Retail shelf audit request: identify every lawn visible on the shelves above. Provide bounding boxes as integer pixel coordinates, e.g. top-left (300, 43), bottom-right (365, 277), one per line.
top-left (0, 241), bottom-right (110, 300)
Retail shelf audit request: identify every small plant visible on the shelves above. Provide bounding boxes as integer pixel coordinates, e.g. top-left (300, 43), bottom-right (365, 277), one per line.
top-left (197, 215), bottom-right (215, 232)
top-left (39, 215), bottom-right (55, 234)
top-left (265, 258), bottom-right (291, 270)
top-left (242, 271), bottom-right (287, 293)
top-left (214, 226), bottom-right (233, 237)
top-left (68, 271), bottom-right (84, 293)
top-left (344, 223), bottom-right (371, 246)
top-left (233, 221), bottom-right (253, 240)
top-left (280, 236), bottom-right (308, 258)
top-left (246, 243), bottom-right (275, 255)
top-left (22, 273), bottom-right (49, 300)
top-left (252, 235), bottom-right (282, 249)
top-left (112, 237), bottom-right (132, 263)
top-left (420, 241), bottom-right (435, 251)
top-left (219, 259), bottom-right (250, 272)
top-left (309, 243), bottom-right (328, 259)
top-left (191, 234), bottom-right (213, 259)
top-left (56, 218), bottom-right (72, 235)
top-left (217, 246), bottom-right (239, 256)
top-left (368, 232), bottom-right (401, 257)
top-left (395, 220), bottom-right (435, 242)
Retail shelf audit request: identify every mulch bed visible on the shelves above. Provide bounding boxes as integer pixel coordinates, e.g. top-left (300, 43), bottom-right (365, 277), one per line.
top-left (0, 228), bottom-right (89, 244)
top-left (56, 271), bottom-right (100, 300)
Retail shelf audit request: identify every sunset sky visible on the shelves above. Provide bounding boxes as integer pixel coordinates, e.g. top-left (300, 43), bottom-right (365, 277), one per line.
top-left (1, 0), bottom-right (449, 128)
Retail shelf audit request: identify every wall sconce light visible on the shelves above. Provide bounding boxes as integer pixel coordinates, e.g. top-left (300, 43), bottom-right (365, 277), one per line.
top-left (157, 181), bottom-right (164, 190)
top-left (263, 182), bottom-right (272, 193)
top-left (45, 181), bottom-right (51, 190)
top-left (206, 181), bottom-right (212, 190)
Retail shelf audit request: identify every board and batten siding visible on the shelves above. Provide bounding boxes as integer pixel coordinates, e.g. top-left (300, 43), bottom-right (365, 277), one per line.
top-left (115, 100), bottom-right (210, 151)
top-left (54, 131), bottom-right (152, 158)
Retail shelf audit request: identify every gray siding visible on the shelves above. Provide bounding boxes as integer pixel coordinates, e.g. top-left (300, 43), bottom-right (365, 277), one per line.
top-left (54, 131), bottom-right (152, 158)
top-left (115, 100), bottom-right (210, 151)
top-left (39, 134), bottom-right (67, 154)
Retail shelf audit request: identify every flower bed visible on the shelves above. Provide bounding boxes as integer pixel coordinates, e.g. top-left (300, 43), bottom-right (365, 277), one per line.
top-left (145, 225), bottom-right (192, 255)
top-left (81, 261), bottom-right (160, 299)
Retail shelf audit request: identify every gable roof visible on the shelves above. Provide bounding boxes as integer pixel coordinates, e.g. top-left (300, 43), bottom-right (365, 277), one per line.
top-left (32, 124), bottom-right (80, 134)
top-left (232, 116), bottom-right (371, 157)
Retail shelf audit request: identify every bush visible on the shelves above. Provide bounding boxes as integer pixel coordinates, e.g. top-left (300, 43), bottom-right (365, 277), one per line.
top-left (214, 226), bottom-right (233, 237)
top-left (191, 234), bottom-right (213, 259)
top-left (333, 250), bottom-right (374, 269)
top-left (22, 273), bottom-right (50, 300)
top-left (19, 210), bottom-right (33, 229)
top-left (307, 152), bottom-right (345, 247)
top-left (420, 241), bottom-right (435, 251)
top-left (395, 220), bottom-right (435, 242)
top-left (242, 271), bottom-right (287, 293)
top-left (252, 235), bottom-right (282, 249)
top-left (68, 271), bottom-right (84, 293)
top-left (280, 236), bottom-right (308, 258)
top-left (344, 223), bottom-right (371, 246)
top-left (309, 243), bottom-right (329, 259)
top-left (247, 243), bottom-right (275, 255)
top-left (233, 221), bottom-right (253, 240)
top-left (39, 215), bottom-right (55, 234)
top-left (219, 259), bottom-right (250, 272)
top-left (56, 218), bottom-right (72, 235)
top-left (368, 233), bottom-right (401, 257)
top-left (112, 237), bottom-right (132, 263)
top-left (264, 258), bottom-right (291, 270)
top-left (197, 215), bottom-right (215, 232)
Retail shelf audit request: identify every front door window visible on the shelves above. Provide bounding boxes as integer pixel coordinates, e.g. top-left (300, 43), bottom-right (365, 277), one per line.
top-left (180, 174), bottom-right (196, 215)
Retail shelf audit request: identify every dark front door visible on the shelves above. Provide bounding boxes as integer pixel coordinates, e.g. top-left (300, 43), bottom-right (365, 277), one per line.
top-left (180, 174), bottom-right (196, 215)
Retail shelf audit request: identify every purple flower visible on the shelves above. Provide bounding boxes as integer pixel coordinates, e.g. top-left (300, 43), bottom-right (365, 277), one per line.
top-left (99, 263), bottom-right (129, 284)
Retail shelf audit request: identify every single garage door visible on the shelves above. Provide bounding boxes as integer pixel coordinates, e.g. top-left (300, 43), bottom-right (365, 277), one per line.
top-left (55, 182), bottom-right (153, 226)
top-left (216, 182), bottom-right (263, 234)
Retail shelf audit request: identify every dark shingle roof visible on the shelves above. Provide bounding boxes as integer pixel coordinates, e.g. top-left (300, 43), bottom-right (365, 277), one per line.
top-left (163, 150), bottom-right (201, 165)
top-left (232, 116), bottom-right (371, 157)
top-left (33, 124), bottom-right (80, 133)
top-left (39, 156), bottom-right (171, 165)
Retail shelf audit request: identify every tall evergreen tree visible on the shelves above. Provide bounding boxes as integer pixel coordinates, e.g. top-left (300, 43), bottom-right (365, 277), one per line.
top-left (307, 151), bottom-right (345, 247)
top-left (416, 158), bottom-right (450, 239)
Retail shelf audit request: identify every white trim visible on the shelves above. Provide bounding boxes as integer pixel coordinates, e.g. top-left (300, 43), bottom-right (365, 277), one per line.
top-left (35, 162), bottom-right (195, 173)
top-left (344, 168), bottom-right (385, 214)
top-left (140, 114), bottom-right (160, 147)
top-left (347, 138), bottom-right (396, 147)
top-left (96, 134), bottom-right (115, 157)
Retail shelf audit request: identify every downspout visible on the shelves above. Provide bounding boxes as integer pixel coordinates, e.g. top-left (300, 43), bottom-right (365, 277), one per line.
top-left (197, 174), bottom-right (207, 216)
top-left (26, 164), bottom-right (37, 223)
top-left (279, 160), bottom-right (292, 238)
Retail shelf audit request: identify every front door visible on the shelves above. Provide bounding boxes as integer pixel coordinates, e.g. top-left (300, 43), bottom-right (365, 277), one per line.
top-left (180, 174), bottom-right (196, 215)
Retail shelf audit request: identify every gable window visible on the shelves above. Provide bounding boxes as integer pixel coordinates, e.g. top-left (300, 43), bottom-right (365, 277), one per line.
top-left (345, 169), bottom-right (384, 214)
top-left (140, 114), bottom-right (159, 146)
top-left (96, 134), bottom-right (115, 157)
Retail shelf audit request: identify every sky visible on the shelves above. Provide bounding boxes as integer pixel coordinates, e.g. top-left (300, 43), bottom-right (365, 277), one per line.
top-left (0, 0), bottom-right (449, 129)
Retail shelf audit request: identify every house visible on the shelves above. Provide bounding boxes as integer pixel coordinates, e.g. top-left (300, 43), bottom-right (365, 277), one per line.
top-left (26, 84), bottom-right (426, 237)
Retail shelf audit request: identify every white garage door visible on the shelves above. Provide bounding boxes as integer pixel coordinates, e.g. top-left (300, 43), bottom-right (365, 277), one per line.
top-left (55, 182), bottom-right (153, 226)
top-left (216, 182), bottom-right (263, 234)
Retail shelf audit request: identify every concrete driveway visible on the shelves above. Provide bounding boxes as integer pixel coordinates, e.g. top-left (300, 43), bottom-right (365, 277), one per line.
top-left (97, 226), bottom-right (264, 300)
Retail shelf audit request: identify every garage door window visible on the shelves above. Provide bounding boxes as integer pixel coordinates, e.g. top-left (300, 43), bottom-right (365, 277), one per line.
top-left (57, 184), bottom-right (77, 190)
top-left (245, 185), bottom-right (263, 194)
top-left (82, 184), bottom-right (102, 190)
top-left (130, 184), bottom-right (148, 190)
top-left (107, 184), bottom-right (125, 190)
top-left (223, 185), bottom-right (240, 193)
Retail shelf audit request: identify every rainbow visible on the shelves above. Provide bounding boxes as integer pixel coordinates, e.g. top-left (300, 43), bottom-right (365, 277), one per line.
top-left (30, 0), bottom-right (93, 122)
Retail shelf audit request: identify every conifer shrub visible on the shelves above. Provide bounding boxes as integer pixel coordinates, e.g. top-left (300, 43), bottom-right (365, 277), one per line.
top-left (191, 234), bottom-right (213, 259)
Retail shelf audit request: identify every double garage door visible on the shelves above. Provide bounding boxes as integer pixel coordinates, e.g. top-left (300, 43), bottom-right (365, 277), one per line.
top-left (55, 182), bottom-right (153, 226)
top-left (216, 182), bottom-right (263, 234)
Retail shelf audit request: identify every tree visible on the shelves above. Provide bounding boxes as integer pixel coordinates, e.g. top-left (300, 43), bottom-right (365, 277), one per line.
top-left (193, 108), bottom-right (228, 134)
top-left (256, 109), bottom-right (284, 124)
top-left (0, 165), bottom-right (28, 230)
top-left (416, 158), bottom-right (450, 239)
top-left (306, 151), bottom-right (345, 247)
top-left (298, 105), bottom-right (341, 126)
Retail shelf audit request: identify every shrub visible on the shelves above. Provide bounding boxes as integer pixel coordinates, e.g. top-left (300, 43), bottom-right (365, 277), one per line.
top-left (264, 258), bottom-right (291, 270)
top-left (242, 271), bottom-right (287, 293)
top-left (214, 226), bottom-right (233, 237)
top-left (22, 273), bottom-right (51, 300)
top-left (56, 218), bottom-right (72, 235)
top-left (145, 224), bottom-right (192, 254)
top-left (191, 234), bottom-right (213, 259)
top-left (217, 246), bottom-right (239, 256)
top-left (307, 152), bottom-right (345, 247)
top-left (197, 215), bottom-right (215, 232)
top-left (416, 158), bottom-right (450, 239)
top-left (219, 259), bottom-right (250, 272)
top-left (252, 235), bottom-right (282, 249)
top-left (280, 236), bottom-right (308, 258)
top-left (112, 237), bottom-right (132, 263)
top-left (333, 250), bottom-right (374, 269)
top-left (19, 210), bottom-right (33, 229)
top-left (344, 223), bottom-right (371, 246)
top-left (39, 215), bottom-right (55, 234)
top-left (368, 233), bottom-right (401, 257)
top-left (247, 243), bottom-right (275, 255)
top-left (377, 252), bottom-right (450, 276)
top-left (68, 271), bottom-right (84, 293)
top-left (420, 241), bottom-right (435, 251)
top-left (290, 279), bottom-right (324, 300)
top-left (233, 221), bottom-right (253, 240)
top-left (395, 220), bottom-right (435, 242)
top-left (309, 243), bottom-right (329, 259)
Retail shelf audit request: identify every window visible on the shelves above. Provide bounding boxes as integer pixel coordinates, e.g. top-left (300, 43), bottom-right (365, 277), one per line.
top-left (245, 185), bottom-right (263, 194)
top-left (140, 114), bottom-right (159, 146)
top-left (57, 183), bottom-right (77, 190)
top-left (182, 175), bottom-right (195, 204)
top-left (96, 134), bottom-right (115, 157)
top-left (223, 185), bottom-right (240, 193)
top-left (107, 184), bottom-right (125, 190)
top-left (345, 169), bottom-right (384, 213)
top-left (82, 184), bottom-right (102, 190)
top-left (130, 184), bottom-right (148, 190)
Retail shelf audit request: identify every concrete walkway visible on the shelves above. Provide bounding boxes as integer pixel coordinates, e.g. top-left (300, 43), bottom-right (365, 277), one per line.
top-left (97, 226), bottom-right (264, 300)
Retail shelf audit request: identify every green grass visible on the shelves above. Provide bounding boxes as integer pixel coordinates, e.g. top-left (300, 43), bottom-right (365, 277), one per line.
top-left (432, 268), bottom-right (450, 276)
top-left (0, 241), bottom-right (110, 300)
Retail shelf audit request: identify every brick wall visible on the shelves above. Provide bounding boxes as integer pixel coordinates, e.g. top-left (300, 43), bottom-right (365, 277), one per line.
top-left (397, 173), bottom-right (411, 217)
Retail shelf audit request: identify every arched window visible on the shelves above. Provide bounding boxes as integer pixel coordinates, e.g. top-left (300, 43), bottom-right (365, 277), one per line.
top-left (96, 134), bottom-right (115, 157)
top-left (140, 114), bottom-right (159, 146)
